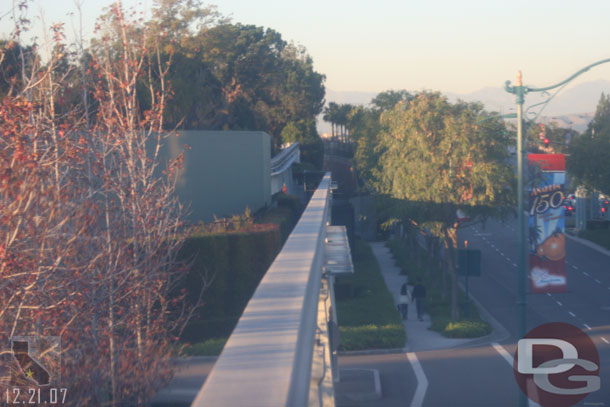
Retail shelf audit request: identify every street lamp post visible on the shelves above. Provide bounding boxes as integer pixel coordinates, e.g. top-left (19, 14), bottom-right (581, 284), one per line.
top-left (504, 58), bottom-right (610, 407)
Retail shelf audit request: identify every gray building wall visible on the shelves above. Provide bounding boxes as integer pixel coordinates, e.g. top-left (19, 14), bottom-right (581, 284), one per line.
top-left (161, 130), bottom-right (271, 222)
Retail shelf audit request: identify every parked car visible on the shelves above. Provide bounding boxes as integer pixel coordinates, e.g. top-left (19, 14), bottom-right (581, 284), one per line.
top-left (563, 198), bottom-right (575, 216)
top-left (600, 197), bottom-right (609, 217)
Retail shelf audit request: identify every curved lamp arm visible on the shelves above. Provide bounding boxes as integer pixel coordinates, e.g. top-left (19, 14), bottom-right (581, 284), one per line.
top-left (506, 57), bottom-right (610, 95)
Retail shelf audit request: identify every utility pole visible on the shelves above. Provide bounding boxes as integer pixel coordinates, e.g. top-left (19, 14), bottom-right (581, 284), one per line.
top-left (504, 57), bottom-right (610, 407)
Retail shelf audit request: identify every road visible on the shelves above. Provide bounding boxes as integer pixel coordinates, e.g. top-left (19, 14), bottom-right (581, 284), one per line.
top-left (344, 217), bottom-right (610, 406)
top-left (458, 217), bottom-right (610, 406)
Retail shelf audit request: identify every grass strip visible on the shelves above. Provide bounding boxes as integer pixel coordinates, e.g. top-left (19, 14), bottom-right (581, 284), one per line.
top-left (335, 239), bottom-right (406, 351)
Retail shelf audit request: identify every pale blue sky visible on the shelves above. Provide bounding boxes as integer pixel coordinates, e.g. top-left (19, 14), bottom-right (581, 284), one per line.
top-left (3, 0), bottom-right (610, 95)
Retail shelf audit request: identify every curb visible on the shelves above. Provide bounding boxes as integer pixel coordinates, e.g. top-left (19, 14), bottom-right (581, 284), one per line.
top-left (338, 347), bottom-right (407, 356)
top-left (565, 233), bottom-right (610, 257)
top-left (458, 281), bottom-right (511, 345)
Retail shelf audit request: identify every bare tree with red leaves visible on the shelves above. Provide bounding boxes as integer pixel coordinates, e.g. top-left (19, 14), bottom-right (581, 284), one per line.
top-left (0, 2), bottom-right (200, 405)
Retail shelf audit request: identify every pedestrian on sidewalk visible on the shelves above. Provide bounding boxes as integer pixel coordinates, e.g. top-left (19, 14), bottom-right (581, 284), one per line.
top-left (397, 281), bottom-right (410, 320)
top-left (412, 278), bottom-right (426, 321)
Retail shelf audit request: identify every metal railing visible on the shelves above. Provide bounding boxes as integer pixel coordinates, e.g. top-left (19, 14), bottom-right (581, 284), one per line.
top-left (271, 142), bottom-right (300, 176)
top-left (191, 173), bottom-right (333, 407)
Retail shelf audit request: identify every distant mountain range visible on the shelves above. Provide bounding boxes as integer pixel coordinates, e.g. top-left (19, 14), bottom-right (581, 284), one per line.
top-left (319, 80), bottom-right (610, 134)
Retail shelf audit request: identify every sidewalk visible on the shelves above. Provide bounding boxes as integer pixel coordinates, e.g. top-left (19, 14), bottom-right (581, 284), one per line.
top-left (369, 241), bottom-right (475, 352)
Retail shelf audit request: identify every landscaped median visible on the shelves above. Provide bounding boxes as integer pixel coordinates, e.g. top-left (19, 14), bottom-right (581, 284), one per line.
top-left (335, 239), bottom-right (406, 351)
top-left (386, 239), bottom-right (491, 339)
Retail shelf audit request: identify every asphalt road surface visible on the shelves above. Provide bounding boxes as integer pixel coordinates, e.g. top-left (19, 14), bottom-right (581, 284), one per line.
top-left (344, 217), bottom-right (609, 407)
top-left (454, 217), bottom-right (610, 406)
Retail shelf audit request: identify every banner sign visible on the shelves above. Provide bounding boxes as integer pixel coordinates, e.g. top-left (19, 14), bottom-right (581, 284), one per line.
top-left (528, 154), bottom-right (567, 293)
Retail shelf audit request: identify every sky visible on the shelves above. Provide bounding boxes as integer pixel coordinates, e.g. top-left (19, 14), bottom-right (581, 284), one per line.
top-left (3, 0), bottom-right (610, 96)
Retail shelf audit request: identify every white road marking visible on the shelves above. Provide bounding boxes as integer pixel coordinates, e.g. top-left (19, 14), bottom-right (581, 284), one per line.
top-left (546, 293), bottom-right (552, 297)
top-left (512, 263), bottom-right (518, 267)
top-left (583, 271), bottom-right (590, 276)
top-left (569, 311), bottom-right (576, 317)
top-left (602, 337), bottom-right (609, 344)
top-left (584, 324), bottom-right (592, 331)
top-left (407, 352), bottom-right (428, 407)
top-left (556, 301), bottom-right (563, 306)
top-left (492, 343), bottom-right (539, 407)
top-left (572, 265), bottom-right (578, 270)
top-left (595, 279), bottom-right (601, 284)
top-left (492, 342), bottom-right (513, 365)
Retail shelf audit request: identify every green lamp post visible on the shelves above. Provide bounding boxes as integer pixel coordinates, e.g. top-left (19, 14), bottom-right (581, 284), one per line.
top-left (505, 58), bottom-right (610, 407)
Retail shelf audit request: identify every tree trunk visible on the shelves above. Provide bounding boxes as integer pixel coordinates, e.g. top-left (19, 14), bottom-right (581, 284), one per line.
top-left (108, 287), bottom-right (117, 407)
top-left (444, 227), bottom-right (460, 321)
top-left (426, 236), bottom-right (434, 279)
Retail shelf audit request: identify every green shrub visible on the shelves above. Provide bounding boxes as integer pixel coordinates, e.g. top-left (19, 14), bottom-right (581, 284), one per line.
top-left (179, 338), bottom-right (228, 356)
top-left (179, 227), bottom-right (283, 343)
top-left (275, 193), bottom-right (303, 219)
top-left (443, 320), bottom-right (491, 338)
top-left (257, 206), bottom-right (297, 242)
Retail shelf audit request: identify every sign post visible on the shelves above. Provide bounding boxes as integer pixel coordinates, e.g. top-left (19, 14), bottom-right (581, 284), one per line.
top-left (458, 242), bottom-right (481, 318)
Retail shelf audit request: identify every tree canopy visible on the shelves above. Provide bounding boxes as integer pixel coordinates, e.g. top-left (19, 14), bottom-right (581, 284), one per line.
top-left (567, 93), bottom-right (610, 195)
top-left (31, 0), bottom-right (326, 156)
top-left (375, 92), bottom-right (514, 225)
top-left (347, 91), bottom-right (515, 320)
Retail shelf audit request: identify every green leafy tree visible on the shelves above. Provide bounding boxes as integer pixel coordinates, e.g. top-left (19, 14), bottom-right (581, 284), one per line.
top-left (568, 93), bottom-right (610, 195)
top-left (281, 118), bottom-right (323, 169)
top-left (323, 101), bottom-right (340, 138)
top-left (526, 122), bottom-right (574, 154)
top-left (588, 93), bottom-right (610, 135)
top-left (0, 40), bottom-right (36, 98)
top-left (347, 90), bottom-right (413, 189)
top-left (375, 92), bottom-right (514, 320)
top-left (371, 89), bottom-right (413, 112)
top-left (347, 105), bottom-right (382, 186)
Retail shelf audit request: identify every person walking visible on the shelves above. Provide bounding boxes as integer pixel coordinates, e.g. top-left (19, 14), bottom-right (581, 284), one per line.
top-left (412, 278), bottom-right (427, 321)
top-left (398, 281), bottom-right (410, 320)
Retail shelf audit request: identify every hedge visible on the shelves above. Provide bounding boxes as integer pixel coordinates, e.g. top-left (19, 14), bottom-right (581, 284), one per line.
top-left (178, 195), bottom-right (303, 345)
top-left (179, 226), bottom-right (283, 342)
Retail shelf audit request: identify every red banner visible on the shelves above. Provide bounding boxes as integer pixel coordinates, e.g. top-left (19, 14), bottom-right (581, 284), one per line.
top-left (528, 154), bottom-right (567, 294)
